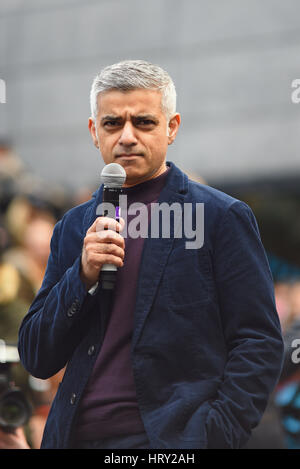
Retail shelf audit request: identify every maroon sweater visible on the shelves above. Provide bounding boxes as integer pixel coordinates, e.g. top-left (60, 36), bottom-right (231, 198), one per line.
top-left (74, 167), bottom-right (170, 441)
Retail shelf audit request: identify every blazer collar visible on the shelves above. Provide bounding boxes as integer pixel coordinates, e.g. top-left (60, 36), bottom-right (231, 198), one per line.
top-left (85, 161), bottom-right (188, 230)
top-left (84, 161), bottom-right (189, 350)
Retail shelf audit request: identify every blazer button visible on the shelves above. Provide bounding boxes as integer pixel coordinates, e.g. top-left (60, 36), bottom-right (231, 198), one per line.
top-left (67, 302), bottom-right (78, 317)
top-left (88, 345), bottom-right (95, 356)
top-left (70, 393), bottom-right (76, 405)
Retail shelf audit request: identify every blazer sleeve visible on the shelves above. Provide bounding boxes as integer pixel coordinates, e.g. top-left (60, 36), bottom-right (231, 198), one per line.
top-left (205, 200), bottom-right (284, 448)
top-left (18, 219), bottom-right (94, 379)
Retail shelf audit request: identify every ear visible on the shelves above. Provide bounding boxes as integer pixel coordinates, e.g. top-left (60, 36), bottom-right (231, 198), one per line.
top-left (167, 113), bottom-right (181, 145)
top-left (88, 117), bottom-right (99, 148)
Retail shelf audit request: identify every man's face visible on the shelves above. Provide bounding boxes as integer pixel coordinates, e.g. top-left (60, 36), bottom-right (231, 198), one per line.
top-left (89, 88), bottom-right (180, 187)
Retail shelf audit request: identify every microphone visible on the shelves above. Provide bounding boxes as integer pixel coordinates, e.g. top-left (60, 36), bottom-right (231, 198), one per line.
top-left (100, 163), bottom-right (127, 290)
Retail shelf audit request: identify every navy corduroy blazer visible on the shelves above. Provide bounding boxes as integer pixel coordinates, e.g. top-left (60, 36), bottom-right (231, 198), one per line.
top-left (18, 161), bottom-right (284, 449)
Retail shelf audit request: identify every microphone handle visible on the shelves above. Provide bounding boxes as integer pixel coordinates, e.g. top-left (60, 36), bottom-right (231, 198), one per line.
top-left (102, 186), bottom-right (122, 221)
top-left (100, 186), bottom-right (123, 290)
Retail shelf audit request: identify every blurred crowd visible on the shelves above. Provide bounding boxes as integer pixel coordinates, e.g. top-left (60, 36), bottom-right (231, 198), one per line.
top-left (1, 139), bottom-right (300, 449)
top-left (0, 138), bottom-right (95, 448)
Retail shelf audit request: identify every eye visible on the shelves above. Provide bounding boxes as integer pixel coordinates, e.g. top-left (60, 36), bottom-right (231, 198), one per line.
top-left (136, 119), bottom-right (156, 127)
top-left (140, 120), bottom-right (153, 125)
top-left (103, 120), bottom-right (120, 127)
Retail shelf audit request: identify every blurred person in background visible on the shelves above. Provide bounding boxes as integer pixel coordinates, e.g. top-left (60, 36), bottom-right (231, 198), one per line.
top-left (235, 277), bottom-right (294, 449)
top-left (2, 197), bottom-right (67, 448)
top-left (275, 280), bottom-right (300, 448)
top-left (3, 195), bottom-right (56, 297)
top-left (0, 200), bottom-right (65, 448)
top-left (0, 143), bottom-right (71, 448)
top-left (0, 138), bottom-right (26, 216)
top-left (245, 269), bottom-right (300, 449)
top-left (0, 218), bottom-right (30, 448)
top-left (0, 215), bottom-right (30, 347)
top-left (274, 282), bottom-right (293, 334)
top-left (0, 427), bottom-right (30, 450)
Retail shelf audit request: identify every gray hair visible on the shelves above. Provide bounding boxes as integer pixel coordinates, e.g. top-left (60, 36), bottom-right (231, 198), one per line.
top-left (90, 60), bottom-right (177, 122)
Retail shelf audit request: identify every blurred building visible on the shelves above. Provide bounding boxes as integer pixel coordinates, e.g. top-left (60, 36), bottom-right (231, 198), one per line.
top-left (0, 0), bottom-right (300, 189)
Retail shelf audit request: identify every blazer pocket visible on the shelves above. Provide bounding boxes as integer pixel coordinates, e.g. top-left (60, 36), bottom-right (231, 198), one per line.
top-left (166, 247), bottom-right (213, 308)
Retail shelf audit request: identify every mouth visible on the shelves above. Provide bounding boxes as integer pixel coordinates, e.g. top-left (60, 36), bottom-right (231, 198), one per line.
top-left (116, 154), bottom-right (143, 158)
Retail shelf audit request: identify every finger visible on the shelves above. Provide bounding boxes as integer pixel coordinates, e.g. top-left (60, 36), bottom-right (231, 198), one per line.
top-left (96, 217), bottom-right (124, 233)
top-left (85, 242), bottom-right (125, 260)
top-left (87, 216), bottom-right (123, 234)
top-left (116, 216), bottom-right (125, 232)
top-left (96, 230), bottom-right (125, 247)
top-left (88, 253), bottom-right (124, 269)
top-left (100, 254), bottom-right (124, 268)
top-left (85, 230), bottom-right (125, 248)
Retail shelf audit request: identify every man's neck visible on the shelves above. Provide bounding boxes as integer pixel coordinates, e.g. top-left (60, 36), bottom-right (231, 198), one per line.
top-left (122, 163), bottom-right (168, 188)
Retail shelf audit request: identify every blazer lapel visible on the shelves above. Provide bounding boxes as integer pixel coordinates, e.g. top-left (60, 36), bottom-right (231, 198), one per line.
top-left (83, 185), bottom-right (104, 232)
top-left (132, 164), bottom-right (188, 351)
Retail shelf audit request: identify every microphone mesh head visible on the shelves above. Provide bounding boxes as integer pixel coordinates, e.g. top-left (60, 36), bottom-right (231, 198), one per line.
top-left (101, 163), bottom-right (127, 187)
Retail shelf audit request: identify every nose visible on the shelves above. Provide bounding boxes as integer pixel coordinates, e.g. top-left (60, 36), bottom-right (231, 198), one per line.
top-left (118, 122), bottom-right (138, 147)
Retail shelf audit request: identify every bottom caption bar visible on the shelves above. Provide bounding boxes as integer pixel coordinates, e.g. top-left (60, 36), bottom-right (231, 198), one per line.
top-left (101, 450), bottom-right (197, 465)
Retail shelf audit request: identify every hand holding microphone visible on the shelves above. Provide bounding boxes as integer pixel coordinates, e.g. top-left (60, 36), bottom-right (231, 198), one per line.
top-left (80, 216), bottom-right (125, 291)
top-left (80, 163), bottom-right (127, 291)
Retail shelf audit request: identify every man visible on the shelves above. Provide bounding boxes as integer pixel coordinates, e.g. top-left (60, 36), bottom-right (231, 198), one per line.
top-left (18, 60), bottom-right (284, 449)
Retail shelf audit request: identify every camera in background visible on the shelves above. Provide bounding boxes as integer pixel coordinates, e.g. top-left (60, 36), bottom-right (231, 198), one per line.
top-left (0, 340), bottom-right (32, 433)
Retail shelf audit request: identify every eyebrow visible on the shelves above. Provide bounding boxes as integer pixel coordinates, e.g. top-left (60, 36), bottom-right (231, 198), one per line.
top-left (100, 115), bottom-right (122, 123)
top-left (100, 114), bottom-right (159, 123)
top-left (134, 114), bottom-right (159, 123)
